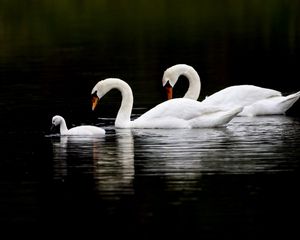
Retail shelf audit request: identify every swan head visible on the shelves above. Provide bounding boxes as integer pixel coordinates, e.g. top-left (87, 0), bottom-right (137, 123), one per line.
top-left (162, 66), bottom-right (179, 100)
top-left (91, 78), bottom-right (126, 111)
top-left (162, 64), bottom-right (193, 100)
top-left (91, 81), bottom-right (105, 111)
top-left (51, 115), bottom-right (65, 133)
top-left (52, 115), bottom-right (64, 126)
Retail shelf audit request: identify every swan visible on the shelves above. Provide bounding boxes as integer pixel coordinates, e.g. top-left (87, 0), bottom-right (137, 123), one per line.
top-left (91, 78), bottom-right (242, 128)
top-left (162, 64), bottom-right (300, 116)
top-left (51, 115), bottom-right (105, 136)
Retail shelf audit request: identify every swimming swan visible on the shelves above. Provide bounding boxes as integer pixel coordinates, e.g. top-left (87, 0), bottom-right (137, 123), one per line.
top-left (162, 64), bottom-right (300, 117)
top-left (51, 115), bottom-right (105, 136)
top-left (91, 78), bottom-right (242, 128)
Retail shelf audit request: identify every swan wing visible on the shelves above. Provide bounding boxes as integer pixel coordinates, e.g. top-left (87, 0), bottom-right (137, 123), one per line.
top-left (135, 98), bottom-right (224, 122)
top-left (202, 85), bottom-right (282, 107)
top-left (131, 98), bottom-right (241, 128)
top-left (66, 126), bottom-right (105, 135)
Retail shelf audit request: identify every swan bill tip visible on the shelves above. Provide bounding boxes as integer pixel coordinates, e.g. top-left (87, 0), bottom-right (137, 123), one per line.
top-left (91, 95), bottom-right (100, 111)
top-left (164, 82), bottom-right (173, 100)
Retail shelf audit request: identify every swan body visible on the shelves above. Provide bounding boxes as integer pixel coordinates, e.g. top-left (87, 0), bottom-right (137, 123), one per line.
top-left (91, 78), bottom-right (242, 129)
top-left (162, 64), bottom-right (300, 116)
top-left (51, 115), bottom-right (105, 136)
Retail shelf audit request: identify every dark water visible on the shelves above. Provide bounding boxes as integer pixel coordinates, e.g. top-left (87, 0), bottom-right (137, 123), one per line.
top-left (1, 0), bottom-right (300, 238)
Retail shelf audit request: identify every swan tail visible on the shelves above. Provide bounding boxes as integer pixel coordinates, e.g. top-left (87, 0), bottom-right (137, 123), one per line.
top-left (219, 107), bottom-right (243, 124)
top-left (189, 107), bottom-right (242, 128)
top-left (279, 90), bottom-right (300, 113)
top-left (285, 90), bottom-right (300, 101)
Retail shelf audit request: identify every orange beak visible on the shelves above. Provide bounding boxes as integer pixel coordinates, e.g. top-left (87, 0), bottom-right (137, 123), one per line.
top-left (165, 82), bottom-right (173, 100)
top-left (91, 95), bottom-right (99, 111)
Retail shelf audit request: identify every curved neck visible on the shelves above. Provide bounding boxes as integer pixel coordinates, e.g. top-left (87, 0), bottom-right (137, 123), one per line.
top-left (102, 79), bottom-right (133, 128)
top-left (59, 118), bottom-right (69, 135)
top-left (182, 67), bottom-right (201, 100)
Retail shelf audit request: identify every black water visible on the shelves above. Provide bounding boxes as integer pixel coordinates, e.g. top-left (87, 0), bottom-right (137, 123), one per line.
top-left (1, 0), bottom-right (300, 238)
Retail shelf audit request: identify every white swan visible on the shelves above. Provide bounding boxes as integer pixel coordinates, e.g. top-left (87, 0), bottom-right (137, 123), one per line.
top-left (91, 78), bottom-right (242, 128)
top-left (162, 64), bottom-right (300, 116)
top-left (51, 115), bottom-right (105, 136)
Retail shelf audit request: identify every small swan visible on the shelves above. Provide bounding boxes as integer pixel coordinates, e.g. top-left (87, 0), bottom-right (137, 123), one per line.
top-left (162, 64), bottom-right (300, 116)
top-left (91, 78), bottom-right (242, 128)
top-left (51, 115), bottom-right (105, 136)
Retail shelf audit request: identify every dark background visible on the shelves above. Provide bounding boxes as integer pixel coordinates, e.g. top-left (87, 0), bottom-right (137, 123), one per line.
top-left (0, 0), bottom-right (299, 133)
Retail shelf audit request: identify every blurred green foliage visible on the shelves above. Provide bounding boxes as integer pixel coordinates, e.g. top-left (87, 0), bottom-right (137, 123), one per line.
top-left (0, 0), bottom-right (299, 58)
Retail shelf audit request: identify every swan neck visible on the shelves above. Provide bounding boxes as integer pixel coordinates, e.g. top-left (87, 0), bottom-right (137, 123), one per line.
top-left (182, 68), bottom-right (201, 100)
top-left (59, 119), bottom-right (68, 135)
top-left (115, 81), bottom-right (133, 128)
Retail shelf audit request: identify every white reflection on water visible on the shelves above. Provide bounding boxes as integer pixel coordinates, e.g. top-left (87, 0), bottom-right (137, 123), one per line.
top-left (129, 116), bottom-right (300, 195)
top-left (51, 116), bottom-right (300, 195)
top-left (52, 130), bottom-right (135, 198)
top-left (133, 116), bottom-right (300, 175)
top-left (94, 129), bottom-right (134, 196)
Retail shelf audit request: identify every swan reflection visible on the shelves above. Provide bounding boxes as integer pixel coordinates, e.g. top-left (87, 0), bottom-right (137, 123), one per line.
top-left (51, 116), bottom-right (300, 197)
top-left (93, 129), bottom-right (134, 196)
top-left (132, 116), bottom-right (300, 176)
top-left (132, 128), bottom-right (230, 191)
top-left (52, 131), bottom-right (135, 197)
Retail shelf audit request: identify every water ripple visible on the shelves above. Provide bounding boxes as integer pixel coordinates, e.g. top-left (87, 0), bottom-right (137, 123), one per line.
top-left (49, 116), bottom-right (300, 197)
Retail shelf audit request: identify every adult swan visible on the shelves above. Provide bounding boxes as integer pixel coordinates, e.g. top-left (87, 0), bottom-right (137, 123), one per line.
top-left (162, 64), bottom-right (300, 116)
top-left (91, 78), bottom-right (242, 128)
